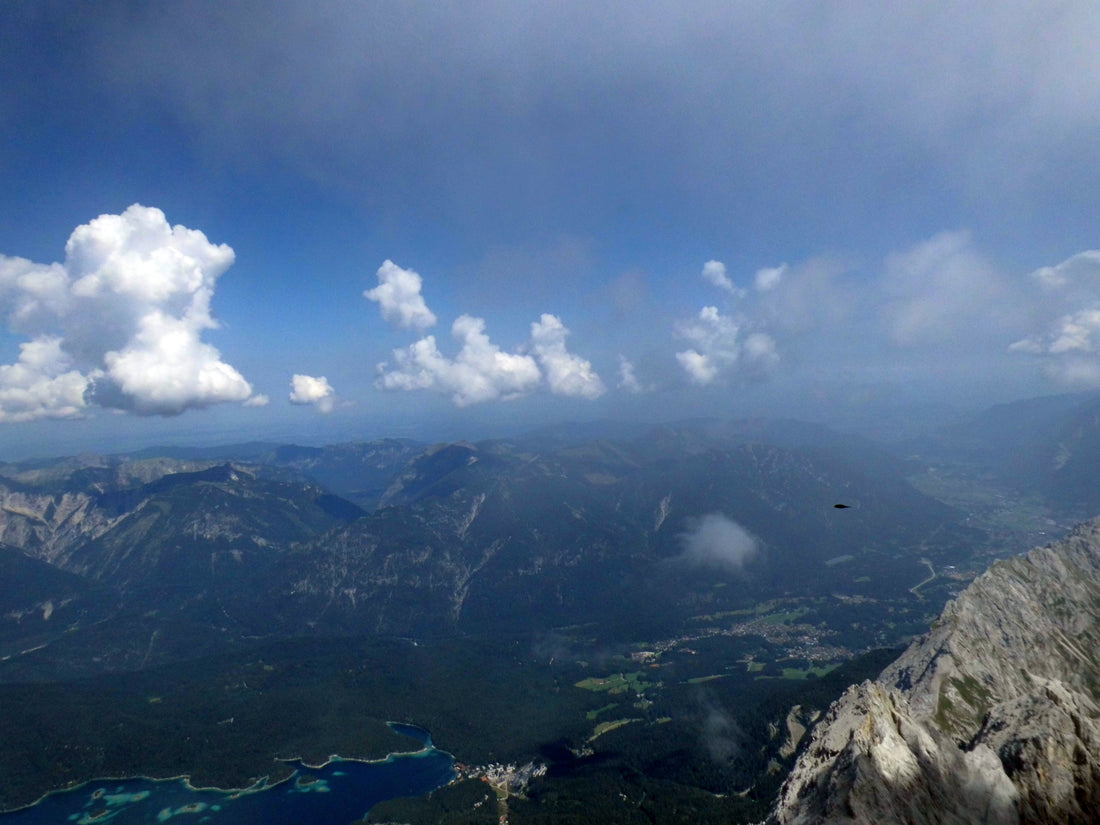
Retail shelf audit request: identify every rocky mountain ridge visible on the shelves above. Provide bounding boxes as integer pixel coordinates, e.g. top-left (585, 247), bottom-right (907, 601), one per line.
top-left (0, 426), bottom-right (980, 678)
top-left (769, 519), bottom-right (1100, 824)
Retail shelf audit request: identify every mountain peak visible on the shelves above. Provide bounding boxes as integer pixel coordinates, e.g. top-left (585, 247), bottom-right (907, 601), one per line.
top-left (770, 518), bottom-right (1100, 824)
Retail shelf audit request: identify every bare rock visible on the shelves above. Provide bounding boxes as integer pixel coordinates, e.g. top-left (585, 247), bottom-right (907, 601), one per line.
top-left (769, 519), bottom-right (1100, 825)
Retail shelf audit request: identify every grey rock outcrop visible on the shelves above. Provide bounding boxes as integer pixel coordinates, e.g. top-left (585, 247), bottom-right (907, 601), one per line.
top-left (770, 519), bottom-right (1100, 825)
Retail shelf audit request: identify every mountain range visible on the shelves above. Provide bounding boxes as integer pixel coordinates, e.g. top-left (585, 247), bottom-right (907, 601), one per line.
top-left (1, 419), bottom-right (978, 680)
top-left (4, 398), bottom-right (1100, 822)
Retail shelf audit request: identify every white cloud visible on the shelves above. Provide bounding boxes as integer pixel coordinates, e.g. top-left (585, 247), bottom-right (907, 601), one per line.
top-left (1009, 251), bottom-right (1100, 388)
top-left (674, 305), bottom-right (778, 385)
top-left (754, 263), bottom-right (786, 292)
top-left (0, 257), bottom-right (71, 333)
top-left (676, 306), bottom-right (739, 386)
top-left (1029, 251), bottom-right (1100, 291)
top-left (289, 374), bottom-right (336, 413)
top-left (617, 355), bottom-right (652, 394)
top-left (0, 337), bottom-right (87, 423)
top-left (378, 314), bottom-right (541, 407)
top-left (97, 310), bottom-right (253, 414)
top-left (364, 260), bottom-right (437, 330)
top-left (677, 513), bottom-right (760, 573)
top-left (676, 349), bottom-right (720, 386)
top-left (529, 314), bottom-right (605, 399)
top-left (0, 204), bottom-right (261, 421)
top-left (701, 260), bottom-right (741, 295)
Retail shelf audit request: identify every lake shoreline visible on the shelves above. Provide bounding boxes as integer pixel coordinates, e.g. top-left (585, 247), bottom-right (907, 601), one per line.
top-left (0, 722), bottom-right (455, 817)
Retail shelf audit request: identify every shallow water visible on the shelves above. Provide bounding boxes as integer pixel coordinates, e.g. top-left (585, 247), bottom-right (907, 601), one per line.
top-left (1, 727), bottom-right (454, 825)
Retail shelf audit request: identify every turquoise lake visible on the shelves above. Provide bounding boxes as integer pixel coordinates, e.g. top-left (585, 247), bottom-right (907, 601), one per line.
top-left (0, 724), bottom-right (455, 825)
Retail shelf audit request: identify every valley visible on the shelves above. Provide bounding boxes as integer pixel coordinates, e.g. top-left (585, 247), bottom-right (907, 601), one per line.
top-left (0, 401), bottom-right (1095, 823)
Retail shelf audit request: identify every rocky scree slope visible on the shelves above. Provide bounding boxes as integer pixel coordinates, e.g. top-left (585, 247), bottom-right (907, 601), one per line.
top-left (769, 519), bottom-right (1100, 825)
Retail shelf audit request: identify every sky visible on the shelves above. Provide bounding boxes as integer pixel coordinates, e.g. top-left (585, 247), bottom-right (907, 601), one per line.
top-left (2, 1), bottom-right (1100, 457)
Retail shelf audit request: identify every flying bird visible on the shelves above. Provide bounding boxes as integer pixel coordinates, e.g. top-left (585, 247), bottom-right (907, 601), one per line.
top-left (833, 503), bottom-right (852, 509)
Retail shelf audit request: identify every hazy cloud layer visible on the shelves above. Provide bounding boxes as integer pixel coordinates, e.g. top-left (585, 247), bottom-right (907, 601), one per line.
top-left (0, 205), bottom-right (259, 421)
top-left (880, 231), bottom-right (1014, 347)
top-left (69, 2), bottom-right (1100, 240)
top-left (289, 374), bottom-right (336, 413)
top-left (677, 513), bottom-right (760, 573)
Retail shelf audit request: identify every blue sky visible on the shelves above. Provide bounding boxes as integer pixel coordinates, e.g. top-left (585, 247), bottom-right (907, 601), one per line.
top-left (2, 1), bottom-right (1100, 456)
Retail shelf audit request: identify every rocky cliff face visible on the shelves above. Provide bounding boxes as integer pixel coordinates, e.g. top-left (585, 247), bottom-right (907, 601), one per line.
top-left (769, 519), bottom-right (1100, 825)
top-left (0, 485), bottom-right (117, 566)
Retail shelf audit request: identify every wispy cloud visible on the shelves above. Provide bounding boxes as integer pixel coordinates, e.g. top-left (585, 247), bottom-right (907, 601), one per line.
top-left (701, 704), bottom-right (743, 763)
top-left (754, 263), bottom-right (786, 292)
top-left (880, 231), bottom-right (1013, 347)
top-left (617, 355), bottom-right (652, 394)
top-left (676, 513), bottom-right (760, 573)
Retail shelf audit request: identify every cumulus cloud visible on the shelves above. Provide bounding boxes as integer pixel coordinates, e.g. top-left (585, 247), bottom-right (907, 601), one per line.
top-left (364, 260), bottom-right (437, 330)
top-left (677, 513), bottom-right (760, 573)
top-left (701, 260), bottom-right (741, 295)
top-left (93, 311), bottom-right (253, 414)
top-left (0, 204), bottom-right (261, 421)
top-left (529, 314), bottom-right (605, 399)
top-left (368, 265), bottom-right (606, 406)
top-left (378, 314), bottom-right (541, 406)
top-left (676, 307), bottom-right (739, 385)
top-left (289, 374), bottom-right (336, 413)
top-left (1009, 250), bottom-right (1100, 387)
top-left (0, 337), bottom-right (87, 423)
top-left (674, 306), bottom-right (778, 385)
top-left (1011, 309), bottom-right (1100, 356)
